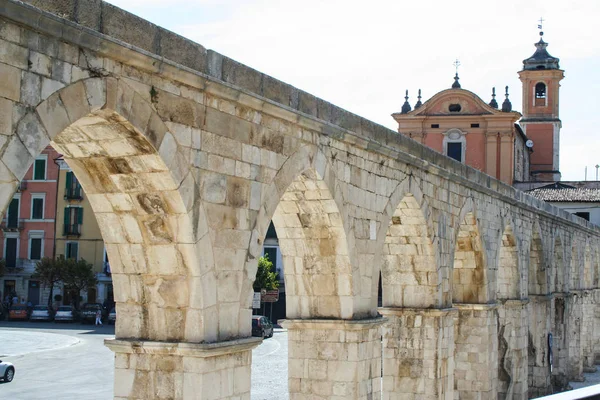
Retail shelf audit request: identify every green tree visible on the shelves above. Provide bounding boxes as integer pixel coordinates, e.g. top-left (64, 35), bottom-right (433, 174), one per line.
top-left (61, 258), bottom-right (97, 310)
top-left (32, 257), bottom-right (63, 308)
top-left (253, 254), bottom-right (279, 291)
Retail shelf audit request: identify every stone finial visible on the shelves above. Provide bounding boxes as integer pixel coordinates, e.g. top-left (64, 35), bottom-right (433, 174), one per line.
top-left (401, 90), bottom-right (412, 114)
top-left (452, 73), bottom-right (461, 89)
top-left (489, 87), bottom-right (498, 109)
top-left (501, 86), bottom-right (512, 112)
top-left (414, 89), bottom-right (423, 109)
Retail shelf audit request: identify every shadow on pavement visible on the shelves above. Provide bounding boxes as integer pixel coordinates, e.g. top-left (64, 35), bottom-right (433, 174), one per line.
top-left (0, 320), bottom-right (115, 335)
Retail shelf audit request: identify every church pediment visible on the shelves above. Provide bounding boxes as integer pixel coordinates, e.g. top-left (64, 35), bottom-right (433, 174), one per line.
top-left (411, 89), bottom-right (498, 117)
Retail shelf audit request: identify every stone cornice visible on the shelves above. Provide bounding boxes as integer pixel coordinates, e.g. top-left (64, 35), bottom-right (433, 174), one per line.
top-left (281, 317), bottom-right (386, 330)
top-left (104, 337), bottom-right (262, 357)
top-left (378, 307), bottom-right (458, 317)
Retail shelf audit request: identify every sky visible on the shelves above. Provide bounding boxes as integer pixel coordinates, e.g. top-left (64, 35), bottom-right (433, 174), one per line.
top-left (106, 0), bottom-right (600, 181)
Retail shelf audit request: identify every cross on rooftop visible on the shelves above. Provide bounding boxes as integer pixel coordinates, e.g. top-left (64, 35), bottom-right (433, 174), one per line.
top-left (453, 59), bottom-right (461, 75)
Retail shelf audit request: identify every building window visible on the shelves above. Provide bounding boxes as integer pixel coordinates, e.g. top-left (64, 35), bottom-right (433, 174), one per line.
top-left (28, 232), bottom-right (43, 260)
top-left (431, 124), bottom-right (440, 128)
top-left (65, 171), bottom-right (83, 200)
top-left (442, 128), bottom-right (466, 163)
top-left (4, 236), bottom-right (18, 268)
top-left (447, 142), bottom-right (462, 162)
top-left (449, 104), bottom-right (462, 112)
top-left (66, 242), bottom-right (79, 259)
top-left (535, 82), bottom-right (546, 98)
top-left (33, 157), bottom-right (47, 180)
top-left (6, 197), bottom-right (19, 229)
top-left (574, 212), bottom-right (590, 221)
top-left (64, 207), bottom-right (83, 236)
top-left (535, 82), bottom-right (547, 107)
top-left (31, 195), bottom-right (45, 220)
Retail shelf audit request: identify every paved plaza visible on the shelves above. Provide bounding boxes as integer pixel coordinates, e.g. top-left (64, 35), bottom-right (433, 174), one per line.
top-left (0, 321), bottom-right (289, 399)
top-left (1, 321), bottom-right (599, 399)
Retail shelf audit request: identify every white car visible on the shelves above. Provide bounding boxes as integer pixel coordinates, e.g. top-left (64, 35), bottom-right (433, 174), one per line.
top-left (0, 360), bottom-right (15, 382)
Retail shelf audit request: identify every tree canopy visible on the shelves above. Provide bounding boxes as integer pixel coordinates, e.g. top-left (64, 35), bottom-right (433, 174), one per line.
top-left (33, 255), bottom-right (97, 309)
top-left (61, 258), bottom-right (97, 309)
top-left (253, 254), bottom-right (279, 291)
top-left (32, 257), bottom-right (63, 307)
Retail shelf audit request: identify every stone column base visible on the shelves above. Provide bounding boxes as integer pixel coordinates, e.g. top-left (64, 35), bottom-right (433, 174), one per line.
top-left (281, 317), bottom-right (385, 400)
top-left (497, 299), bottom-right (529, 400)
top-left (105, 337), bottom-right (262, 399)
top-left (527, 295), bottom-right (553, 398)
top-left (454, 303), bottom-right (498, 399)
top-left (379, 307), bottom-right (457, 400)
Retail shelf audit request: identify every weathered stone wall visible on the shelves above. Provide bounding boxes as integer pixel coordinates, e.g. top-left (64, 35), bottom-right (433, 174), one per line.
top-left (0, 1), bottom-right (599, 399)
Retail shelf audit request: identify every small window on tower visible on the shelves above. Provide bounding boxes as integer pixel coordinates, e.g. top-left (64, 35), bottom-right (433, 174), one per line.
top-left (535, 82), bottom-right (546, 107)
top-left (535, 83), bottom-right (546, 99)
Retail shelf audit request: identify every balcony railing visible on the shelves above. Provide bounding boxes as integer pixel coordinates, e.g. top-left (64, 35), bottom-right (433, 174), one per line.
top-left (1, 218), bottom-right (24, 231)
top-left (65, 187), bottom-right (83, 200)
top-left (63, 223), bottom-right (81, 236)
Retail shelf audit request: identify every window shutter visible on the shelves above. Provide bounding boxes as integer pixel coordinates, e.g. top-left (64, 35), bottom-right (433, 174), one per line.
top-left (77, 207), bottom-right (83, 224)
top-left (64, 207), bottom-right (70, 226)
top-left (66, 171), bottom-right (72, 189)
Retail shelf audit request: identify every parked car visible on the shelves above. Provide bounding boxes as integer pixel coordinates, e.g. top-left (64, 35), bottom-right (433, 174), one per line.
top-left (0, 360), bottom-right (15, 382)
top-left (8, 305), bottom-right (28, 321)
top-left (54, 306), bottom-right (78, 322)
top-left (79, 303), bottom-right (104, 323)
top-left (108, 307), bottom-right (116, 325)
top-left (251, 315), bottom-right (274, 338)
top-left (29, 305), bottom-right (54, 322)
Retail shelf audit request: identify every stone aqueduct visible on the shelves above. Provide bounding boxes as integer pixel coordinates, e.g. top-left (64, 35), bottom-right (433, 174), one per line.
top-left (0, 1), bottom-right (599, 399)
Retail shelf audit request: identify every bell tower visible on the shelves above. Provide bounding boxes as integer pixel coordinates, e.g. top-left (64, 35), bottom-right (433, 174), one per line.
top-left (518, 27), bottom-right (564, 181)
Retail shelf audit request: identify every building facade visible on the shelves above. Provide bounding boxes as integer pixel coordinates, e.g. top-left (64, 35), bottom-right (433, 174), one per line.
top-left (0, 145), bottom-right (59, 305)
top-left (393, 84), bottom-right (527, 185)
top-left (55, 158), bottom-right (113, 306)
top-left (393, 30), bottom-right (564, 187)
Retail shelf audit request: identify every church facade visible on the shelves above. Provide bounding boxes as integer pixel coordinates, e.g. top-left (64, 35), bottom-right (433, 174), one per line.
top-left (393, 30), bottom-right (563, 187)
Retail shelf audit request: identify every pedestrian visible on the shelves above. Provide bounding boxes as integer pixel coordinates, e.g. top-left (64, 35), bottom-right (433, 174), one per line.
top-left (95, 309), bottom-right (102, 326)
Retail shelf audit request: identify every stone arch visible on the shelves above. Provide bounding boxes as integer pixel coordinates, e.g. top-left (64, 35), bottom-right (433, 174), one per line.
top-left (452, 197), bottom-right (488, 304)
top-left (0, 77), bottom-right (216, 342)
top-left (246, 144), bottom-right (356, 319)
top-left (553, 233), bottom-right (566, 293)
top-left (375, 176), bottom-right (439, 308)
top-left (528, 221), bottom-right (547, 295)
top-left (497, 220), bottom-right (520, 300)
